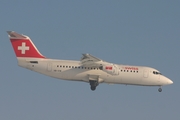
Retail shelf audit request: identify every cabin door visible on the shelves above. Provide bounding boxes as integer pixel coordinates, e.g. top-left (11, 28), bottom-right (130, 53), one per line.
top-left (143, 70), bottom-right (149, 78)
top-left (47, 62), bottom-right (52, 71)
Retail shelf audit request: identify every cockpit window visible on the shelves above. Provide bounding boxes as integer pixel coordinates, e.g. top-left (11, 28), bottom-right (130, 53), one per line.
top-left (153, 71), bottom-right (162, 75)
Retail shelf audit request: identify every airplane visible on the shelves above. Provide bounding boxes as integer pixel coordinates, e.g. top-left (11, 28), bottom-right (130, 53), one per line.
top-left (7, 31), bottom-right (173, 92)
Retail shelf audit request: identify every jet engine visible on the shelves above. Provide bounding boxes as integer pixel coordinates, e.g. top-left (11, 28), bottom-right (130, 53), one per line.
top-left (99, 64), bottom-right (119, 75)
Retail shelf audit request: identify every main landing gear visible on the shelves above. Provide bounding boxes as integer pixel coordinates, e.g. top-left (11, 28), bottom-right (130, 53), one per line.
top-left (89, 80), bottom-right (99, 91)
top-left (158, 87), bottom-right (162, 92)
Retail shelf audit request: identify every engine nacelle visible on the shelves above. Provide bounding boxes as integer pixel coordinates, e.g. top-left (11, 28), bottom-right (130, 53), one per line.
top-left (99, 64), bottom-right (119, 75)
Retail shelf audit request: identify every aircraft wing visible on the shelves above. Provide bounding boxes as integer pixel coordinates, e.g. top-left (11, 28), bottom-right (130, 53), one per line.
top-left (80, 54), bottom-right (109, 67)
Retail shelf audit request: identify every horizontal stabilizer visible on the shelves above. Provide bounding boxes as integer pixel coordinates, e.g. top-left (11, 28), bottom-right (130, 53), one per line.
top-left (7, 31), bottom-right (28, 39)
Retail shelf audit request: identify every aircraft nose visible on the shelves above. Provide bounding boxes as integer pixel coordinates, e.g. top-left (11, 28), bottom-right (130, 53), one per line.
top-left (161, 75), bottom-right (173, 85)
top-left (168, 79), bottom-right (173, 84)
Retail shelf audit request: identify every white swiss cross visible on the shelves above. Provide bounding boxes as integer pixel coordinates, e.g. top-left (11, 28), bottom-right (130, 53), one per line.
top-left (18, 42), bottom-right (30, 54)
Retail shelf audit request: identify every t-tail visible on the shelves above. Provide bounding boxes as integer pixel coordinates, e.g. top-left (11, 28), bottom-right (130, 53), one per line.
top-left (7, 31), bottom-right (46, 69)
top-left (8, 31), bottom-right (45, 58)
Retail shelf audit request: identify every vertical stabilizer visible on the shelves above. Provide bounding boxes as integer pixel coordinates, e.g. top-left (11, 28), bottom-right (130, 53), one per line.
top-left (7, 31), bottom-right (45, 58)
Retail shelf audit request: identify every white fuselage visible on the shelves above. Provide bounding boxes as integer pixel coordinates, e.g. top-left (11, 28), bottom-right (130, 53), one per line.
top-left (7, 31), bottom-right (173, 92)
top-left (17, 58), bottom-right (172, 86)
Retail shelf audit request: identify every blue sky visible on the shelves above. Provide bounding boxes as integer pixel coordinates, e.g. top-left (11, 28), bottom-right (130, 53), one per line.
top-left (0, 0), bottom-right (179, 119)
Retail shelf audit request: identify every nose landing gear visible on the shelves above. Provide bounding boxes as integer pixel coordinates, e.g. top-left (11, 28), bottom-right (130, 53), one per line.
top-left (158, 87), bottom-right (162, 92)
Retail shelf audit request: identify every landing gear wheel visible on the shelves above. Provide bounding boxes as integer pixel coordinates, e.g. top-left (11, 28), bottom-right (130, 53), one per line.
top-left (89, 80), bottom-right (99, 91)
top-left (91, 86), bottom-right (96, 91)
top-left (158, 88), bottom-right (162, 92)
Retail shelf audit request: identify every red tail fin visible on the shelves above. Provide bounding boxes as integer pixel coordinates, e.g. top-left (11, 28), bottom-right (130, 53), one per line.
top-left (8, 31), bottom-right (45, 58)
